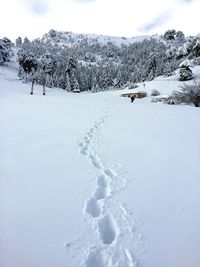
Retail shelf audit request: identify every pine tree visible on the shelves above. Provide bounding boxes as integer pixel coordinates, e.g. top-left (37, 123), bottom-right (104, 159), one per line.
top-left (70, 70), bottom-right (80, 92)
top-left (16, 37), bottom-right (22, 47)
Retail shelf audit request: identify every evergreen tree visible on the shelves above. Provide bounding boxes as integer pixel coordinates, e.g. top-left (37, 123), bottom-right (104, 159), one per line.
top-left (0, 37), bottom-right (14, 63)
top-left (163, 29), bottom-right (176, 41)
top-left (16, 37), bottom-right (22, 47)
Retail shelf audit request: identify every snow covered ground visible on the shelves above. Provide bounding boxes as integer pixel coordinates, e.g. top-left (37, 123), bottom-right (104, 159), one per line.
top-left (0, 62), bottom-right (200, 267)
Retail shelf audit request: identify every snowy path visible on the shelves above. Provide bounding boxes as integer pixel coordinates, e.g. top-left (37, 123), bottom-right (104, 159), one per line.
top-left (78, 114), bottom-right (138, 267)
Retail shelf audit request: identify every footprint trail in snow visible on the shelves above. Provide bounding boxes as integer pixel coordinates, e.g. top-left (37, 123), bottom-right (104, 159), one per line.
top-left (78, 115), bottom-right (139, 267)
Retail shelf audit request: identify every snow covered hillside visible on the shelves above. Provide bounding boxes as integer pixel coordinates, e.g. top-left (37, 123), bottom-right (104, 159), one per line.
top-left (15, 29), bottom-right (200, 93)
top-left (42, 30), bottom-right (159, 47)
top-left (1, 62), bottom-right (200, 267)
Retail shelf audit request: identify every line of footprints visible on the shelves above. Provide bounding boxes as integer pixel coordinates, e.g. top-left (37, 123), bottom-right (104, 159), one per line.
top-left (79, 116), bottom-right (118, 246)
top-left (79, 117), bottom-right (136, 267)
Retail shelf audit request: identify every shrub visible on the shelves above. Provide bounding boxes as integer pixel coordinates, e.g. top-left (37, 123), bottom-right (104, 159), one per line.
top-left (151, 89), bottom-right (160, 96)
top-left (179, 66), bottom-right (193, 81)
top-left (171, 82), bottom-right (200, 107)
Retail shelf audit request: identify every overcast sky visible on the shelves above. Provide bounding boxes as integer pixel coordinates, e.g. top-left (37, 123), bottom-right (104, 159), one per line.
top-left (1, 0), bottom-right (199, 41)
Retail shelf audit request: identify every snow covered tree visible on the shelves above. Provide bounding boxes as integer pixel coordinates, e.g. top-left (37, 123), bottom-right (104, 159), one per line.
top-left (57, 73), bottom-right (65, 89)
top-left (49, 29), bottom-right (57, 38)
top-left (176, 42), bottom-right (190, 59)
top-left (0, 52), bottom-right (3, 64)
top-left (40, 53), bottom-right (56, 75)
top-left (67, 56), bottom-right (77, 70)
top-left (39, 53), bottom-right (56, 87)
top-left (147, 55), bottom-right (157, 79)
top-left (192, 39), bottom-right (200, 57)
top-left (163, 29), bottom-right (176, 41)
top-left (98, 62), bottom-right (114, 89)
top-left (0, 37), bottom-right (14, 64)
top-left (70, 70), bottom-right (80, 92)
top-left (91, 82), bottom-right (101, 93)
top-left (23, 37), bottom-right (31, 48)
top-left (84, 52), bottom-right (95, 62)
top-left (64, 56), bottom-right (80, 91)
top-left (18, 48), bottom-right (37, 74)
top-left (16, 37), bottom-right (22, 47)
top-left (115, 66), bottom-right (129, 88)
top-left (176, 31), bottom-right (185, 42)
top-left (65, 72), bottom-right (71, 91)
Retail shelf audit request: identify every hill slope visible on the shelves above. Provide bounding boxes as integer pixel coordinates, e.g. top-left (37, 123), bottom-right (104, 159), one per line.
top-left (1, 62), bottom-right (200, 267)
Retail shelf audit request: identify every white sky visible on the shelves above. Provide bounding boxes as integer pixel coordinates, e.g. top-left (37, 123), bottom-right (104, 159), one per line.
top-left (1, 0), bottom-right (199, 41)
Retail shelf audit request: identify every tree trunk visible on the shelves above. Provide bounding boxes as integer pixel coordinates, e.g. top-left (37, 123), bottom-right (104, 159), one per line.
top-left (42, 82), bottom-right (46, 95)
top-left (194, 96), bottom-right (200, 107)
top-left (30, 79), bottom-right (34, 95)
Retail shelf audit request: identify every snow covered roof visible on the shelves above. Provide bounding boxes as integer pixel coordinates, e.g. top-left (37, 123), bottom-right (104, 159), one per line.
top-left (122, 89), bottom-right (147, 95)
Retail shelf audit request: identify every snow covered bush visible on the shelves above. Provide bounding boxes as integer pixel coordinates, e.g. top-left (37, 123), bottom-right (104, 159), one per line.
top-left (151, 89), bottom-right (160, 96)
top-left (179, 60), bottom-right (193, 81)
top-left (194, 57), bottom-right (200, 66)
top-left (171, 82), bottom-right (200, 107)
top-left (179, 66), bottom-right (193, 81)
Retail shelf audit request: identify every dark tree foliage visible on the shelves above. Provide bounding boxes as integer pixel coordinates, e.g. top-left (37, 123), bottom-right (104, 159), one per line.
top-left (18, 48), bottom-right (37, 74)
top-left (163, 30), bottom-right (176, 41)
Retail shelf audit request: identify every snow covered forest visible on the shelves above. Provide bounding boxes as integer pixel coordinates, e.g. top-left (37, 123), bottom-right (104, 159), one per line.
top-left (1, 29), bottom-right (200, 93)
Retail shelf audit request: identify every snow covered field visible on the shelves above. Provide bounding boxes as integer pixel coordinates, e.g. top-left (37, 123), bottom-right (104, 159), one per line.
top-left (0, 62), bottom-right (200, 267)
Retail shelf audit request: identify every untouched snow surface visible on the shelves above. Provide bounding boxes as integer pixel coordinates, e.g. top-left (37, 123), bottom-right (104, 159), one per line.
top-left (0, 62), bottom-right (200, 267)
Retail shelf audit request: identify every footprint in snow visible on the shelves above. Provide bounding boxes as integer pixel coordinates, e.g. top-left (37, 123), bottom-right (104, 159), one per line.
top-left (95, 185), bottom-right (110, 200)
top-left (104, 168), bottom-right (116, 178)
top-left (97, 175), bottom-right (108, 188)
top-left (85, 248), bottom-right (112, 267)
top-left (98, 214), bottom-right (119, 245)
top-left (87, 129), bottom-right (95, 137)
top-left (80, 147), bottom-right (89, 156)
top-left (89, 154), bottom-right (104, 169)
top-left (112, 249), bottom-right (136, 267)
top-left (85, 198), bottom-right (102, 218)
